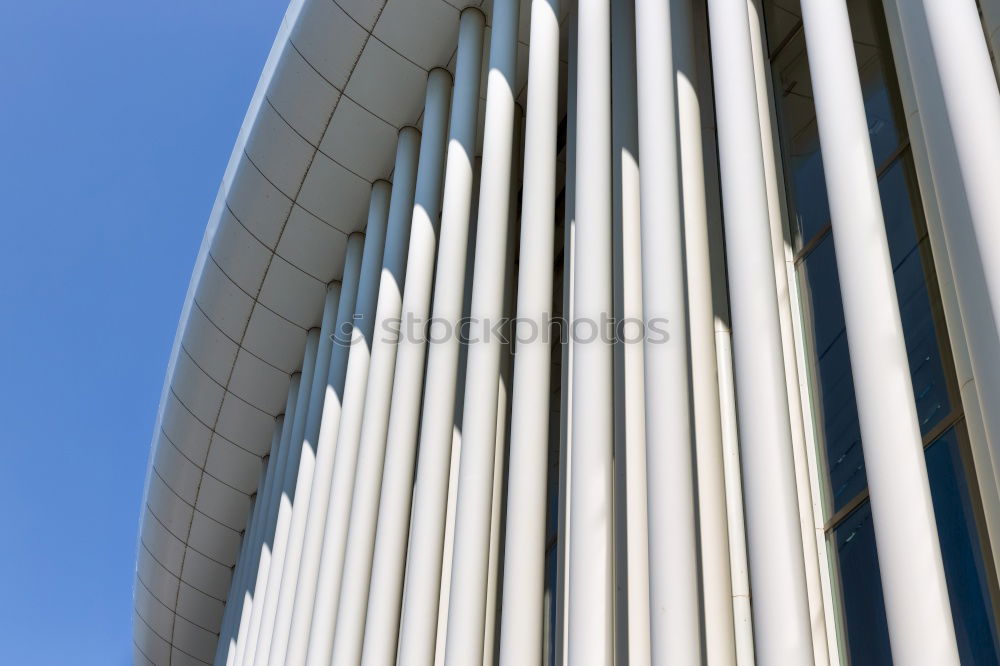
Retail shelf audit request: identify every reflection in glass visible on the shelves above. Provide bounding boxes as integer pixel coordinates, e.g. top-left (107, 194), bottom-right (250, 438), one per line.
top-left (799, 237), bottom-right (864, 509)
top-left (798, 196), bottom-right (950, 511)
top-left (926, 427), bottom-right (1000, 664)
top-left (833, 501), bottom-right (892, 665)
top-left (769, 0), bottom-right (904, 249)
top-left (764, 0), bottom-right (998, 662)
top-left (544, 546), bottom-right (556, 666)
top-left (834, 428), bottom-right (1000, 665)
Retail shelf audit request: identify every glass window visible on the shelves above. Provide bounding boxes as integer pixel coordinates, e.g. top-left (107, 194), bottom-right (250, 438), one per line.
top-left (763, 0), bottom-right (999, 660)
top-left (833, 427), bottom-right (1000, 665)
top-left (764, 0), bottom-right (802, 54)
top-left (799, 236), bottom-right (865, 510)
top-left (772, 36), bottom-right (830, 247)
top-left (850, 0), bottom-right (905, 166)
top-left (797, 154), bottom-right (952, 513)
top-left (926, 427), bottom-right (1000, 663)
top-left (770, 0), bottom-right (906, 250)
top-left (544, 546), bottom-right (557, 666)
top-left (832, 501), bottom-right (892, 665)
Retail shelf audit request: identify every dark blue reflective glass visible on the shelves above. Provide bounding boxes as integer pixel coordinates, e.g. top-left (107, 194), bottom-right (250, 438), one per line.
top-left (770, 0), bottom-right (904, 249)
top-left (834, 428), bottom-right (1000, 665)
top-left (544, 546), bottom-right (557, 666)
top-left (833, 501), bottom-right (892, 665)
top-left (926, 428), bottom-right (1000, 663)
top-left (765, 0), bottom-right (998, 662)
top-left (798, 156), bottom-right (951, 512)
top-left (798, 237), bottom-right (865, 509)
top-left (772, 39), bottom-right (831, 246)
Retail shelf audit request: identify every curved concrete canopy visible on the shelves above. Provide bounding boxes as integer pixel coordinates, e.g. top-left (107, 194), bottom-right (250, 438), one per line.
top-left (130, 0), bottom-right (549, 662)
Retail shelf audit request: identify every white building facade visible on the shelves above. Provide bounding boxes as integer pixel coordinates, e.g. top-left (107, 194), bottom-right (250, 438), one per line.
top-left (133, 0), bottom-right (1000, 664)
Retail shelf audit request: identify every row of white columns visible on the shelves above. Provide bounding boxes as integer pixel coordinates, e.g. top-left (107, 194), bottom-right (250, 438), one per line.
top-left (211, 0), bottom-right (1000, 664)
top-left (244, 330), bottom-right (317, 666)
top-left (231, 379), bottom-right (298, 666)
top-left (355, 64), bottom-right (452, 666)
top-left (324, 122), bottom-right (420, 666)
top-left (305, 183), bottom-right (390, 666)
top-left (265, 277), bottom-right (343, 665)
top-left (445, 0), bottom-right (520, 661)
top-left (214, 423), bottom-right (277, 666)
top-left (499, 0), bottom-right (559, 664)
top-left (282, 233), bottom-right (364, 664)
top-left (397, 9), bottom-right (484, 665)
top-left (706, 0), bottom-right (815, 660)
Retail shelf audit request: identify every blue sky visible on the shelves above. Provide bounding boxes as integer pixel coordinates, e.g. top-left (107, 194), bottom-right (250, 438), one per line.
top-left (0, 1), bottom-right (287, 663)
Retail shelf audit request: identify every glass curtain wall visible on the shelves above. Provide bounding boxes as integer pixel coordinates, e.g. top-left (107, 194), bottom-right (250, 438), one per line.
top-left (761, 0), bottom-right (1000, 662)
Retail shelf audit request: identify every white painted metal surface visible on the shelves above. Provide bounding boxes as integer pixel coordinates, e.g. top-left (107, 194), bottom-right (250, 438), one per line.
top-left (329, 126), bottom-right (421, 665)
top-left (305, 183), bottom-right (392, 666)
top-left (568, 2), bottom-right (615, 664)
top-left (444, 0), bottom-right (520, 661)
top-left (282, 232), bottom-right (364, 664)
top-left (396, 11), bottom-right (485, 666)
top-left (498, 2), bottom-right (559, 664)
top-left (704, 0), bottom-right (814, 661)
top-left (359, 67), bottom-right (452, 666)
top-left (634, 0), bottom-right (701, 661)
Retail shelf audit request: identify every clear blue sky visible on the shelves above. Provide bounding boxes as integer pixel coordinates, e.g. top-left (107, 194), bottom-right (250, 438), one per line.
top-left (0, 1), bottom-right (287, 663)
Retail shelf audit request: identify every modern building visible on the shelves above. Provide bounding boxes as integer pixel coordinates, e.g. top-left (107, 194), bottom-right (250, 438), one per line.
top-left (133, 0), bottom-right (1000, 663)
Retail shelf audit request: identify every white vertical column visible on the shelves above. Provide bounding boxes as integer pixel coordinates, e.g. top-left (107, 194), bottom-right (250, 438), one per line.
top-left (243, 369), bottom-right (312, 666)
top-left (677, 0), bottom-right (741, 659)
top-left (633, 0), bottom-right (701, 662)
top-left (219, 492), bottom-right (254, 665)
top-left (715, 335), bottom-right (756, 666)
top-left (568, 2), bottom-right (614, 665)
top-left (696, 2), bottom-right (755, 655)
top-left (236, 380), bottom-right (298, 666)
top-left (434, 161), bottom-right (483, 666)
top-left (704, 0), bottom-right (814, 661)
top-left (609, 2), bottom-right (650, 664)
top-left (554, 15), bottom-right (576, 666)
top-left (217, 539), bottom-right (242, 664)
top-left (266, 283), bottom-right (342, 665)
top-left (249, 328), bottom-right (320, 666)
top-left (444, 0), bottom-right (520, 660)
top-left (674, 0), bottom-right (738, 659)
top-left (484, 102), bottom-right (523, 666)
top-left (745, 0), bottom-right (830, 661)
top-left (498, 2), bottom-right (559, 664)
top-left (917, 0), bottom-right (1000, 334)
top-left (284, 233), bottom-right (365, 664)
top-left (304, 182), bottom-right (392, 666)
top-left (328, 125), bottom-right (421, 665)
top-left (216, 468), bottom-right (261, 666)
top-left (359, 68), bottom-right (452, 666)
top-left (221, 425), bottom-right (282, 666)
top-left (228, 420), bottom-right (284, 666)
top-left (799, 1), bottom-right (960, 663)
top-left (396, 10), bottom-right (485, 666)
